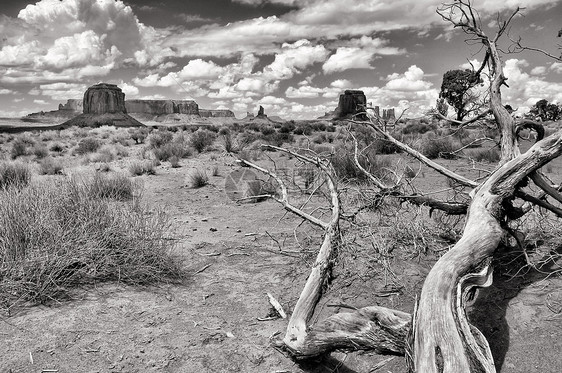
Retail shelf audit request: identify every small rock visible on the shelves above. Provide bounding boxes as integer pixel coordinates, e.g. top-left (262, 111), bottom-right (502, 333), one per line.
top-left (210, 227), bottom-right (218, 232)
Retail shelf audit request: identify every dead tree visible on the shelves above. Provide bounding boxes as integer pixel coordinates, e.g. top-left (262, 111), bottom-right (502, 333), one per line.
top-left (241, 1), bottom-right (562, 372)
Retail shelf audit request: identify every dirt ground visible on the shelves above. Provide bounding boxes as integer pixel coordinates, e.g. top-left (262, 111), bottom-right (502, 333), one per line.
top-left (1, 126), bottom-right (561, 372)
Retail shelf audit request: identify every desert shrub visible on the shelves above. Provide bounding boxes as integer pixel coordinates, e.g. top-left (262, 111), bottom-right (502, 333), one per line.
top-left (38, 157), bottom-right (64, 175)
top-left (263, 132), bottom-right (293, 147)
top-left (294, 124), bottom-right (313, 136)
top-left (114, 144), bottom-right (129, 158)
top-left (188, 169), bottom-right (208, 188)
top-left (464, 147), bottom-right (501, 163)
top-left (218, 127), bottom-right (230, 136)
top-left (326, 125), bottom-right (336, 133)
top-left (32, 144), bottom-right (49, 159)
top-left (72, 128), bottom-right (90, 138)
top-left (130, 128), bottom-right (149, 144)
top-left (235, 132), bottom-right (259, 152)
top-left (419, 137), bottom-right (458, 159)
top-left (148, 130), bottom-right (173, 148)
top-left (220, 132), bottom-right (235, 153)
top-left (169, 156), bottom-right (180, 168)
top-left (330, 148), bottom-right (391, 181)
top-left (372, 138), bottom-right (402, 154)
top-left (10, 138), bottom-right (31, 159)
top-left (402, 121), bottom-right (435, 135)
top-left (0, 177), bottom-right (183, 312)
top-left (0, 162), bottom-right (31, 189)
top-left (313, 134), bottom-right (328, 144)
top-left (310, 121), bottom-right (327, 131)
top-left (88, 172), bottom-right (140, 201)
top-left (49, 142), bottom-right (65, 153)
top-left (279, 121), bottom-right (296, 133)
top-left (260, 125), bottom-right (276, 136)
top-left (129, 160), bottom-right (156, 176)
top-left (75, 137), bottom-right (101, 155)
top-left (153, 142), bottom-right (192, 161)
top-left (189, 129), bottom-right (216, 153)
top-left (90, 147), bottom-right (115, 163)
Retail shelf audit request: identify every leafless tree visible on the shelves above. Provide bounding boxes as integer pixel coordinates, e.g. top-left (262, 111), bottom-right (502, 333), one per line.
top-left (242, 1), bottom-right (562, 372)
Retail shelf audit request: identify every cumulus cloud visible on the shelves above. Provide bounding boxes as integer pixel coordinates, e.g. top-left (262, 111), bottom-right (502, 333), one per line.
top-left (285, 85), bottom-right (323, 98)
top-left (385, 65), bottom-right (432, 91)
top-left (503, 58), bottom-right (562, 111)
top-left (263, 39), bottom-right (329, 80)
top-left (322, 48), bottom-right (375, 74)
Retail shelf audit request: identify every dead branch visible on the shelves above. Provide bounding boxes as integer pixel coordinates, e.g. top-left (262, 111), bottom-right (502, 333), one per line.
top-left (347, 119), bottom-right (479, 188)
top-left (432, 109), bottom-right (491, 127)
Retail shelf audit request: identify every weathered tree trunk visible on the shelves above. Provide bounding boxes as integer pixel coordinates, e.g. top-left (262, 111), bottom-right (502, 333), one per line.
top-left (410, 129), bottom-right (562, 372)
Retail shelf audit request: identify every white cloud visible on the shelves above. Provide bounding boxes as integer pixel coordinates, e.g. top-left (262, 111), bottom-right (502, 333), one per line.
top-left (178, 59), bottom-right (224, 80)
top-left (322, 47), bottom-right (375, 74)
top-left (530, 66), bottom-right (546, 75)
top-left (503, 58), bottom-right (562, 111)
top-left (385, 65), bottom-right (431, 91)
top-left (285, 85), bottom-right (324, 98)
top-left (263, 39), bottom-right (329, 80)
top-left (0, 89), bottom-right (13, 95)
top-left (551, 62), bottom-right (562, 74)
top-left (120, 82), bottom-right (139, 98)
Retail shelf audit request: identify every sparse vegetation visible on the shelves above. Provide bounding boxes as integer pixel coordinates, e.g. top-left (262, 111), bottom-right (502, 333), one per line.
top-left (74, 137), bottom-right (101, 155)
top-left (0, 161), bottom-right (31, 189)
top-left (38, 157), bottom-right (64, 175)
top-left (0, 176), bottom-right (183, 312)
top-left (189, 129), bottom-right (216, 153)
top-left (129, 160), bottom-right (156, 176)
top-left (188, 169), bottom-right (208, 188)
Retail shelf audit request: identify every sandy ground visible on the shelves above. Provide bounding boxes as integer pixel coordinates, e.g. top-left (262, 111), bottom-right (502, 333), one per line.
top-left (1, 129), bottom-right (561, 372)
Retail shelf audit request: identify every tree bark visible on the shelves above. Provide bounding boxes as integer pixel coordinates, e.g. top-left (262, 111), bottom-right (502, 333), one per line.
top-left (410, 129), bottom-right (562, 372)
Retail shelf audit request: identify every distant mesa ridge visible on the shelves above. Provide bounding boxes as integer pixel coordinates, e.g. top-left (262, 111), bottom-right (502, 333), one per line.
top-left (27, 83), bottom-right (234, 122)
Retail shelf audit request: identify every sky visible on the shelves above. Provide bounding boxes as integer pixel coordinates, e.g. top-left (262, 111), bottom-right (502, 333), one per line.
top-left (0, 0), bottom-right (561, 119)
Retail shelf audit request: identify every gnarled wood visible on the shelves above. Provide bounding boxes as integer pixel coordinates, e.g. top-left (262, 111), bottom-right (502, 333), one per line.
top-left (410, 129), bottom-right (562, 372)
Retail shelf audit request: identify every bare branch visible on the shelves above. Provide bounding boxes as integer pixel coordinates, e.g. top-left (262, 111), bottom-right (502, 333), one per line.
top-left (237, 158), bottom-right (328, 229)
top-left (347, 119), bottom-right (479, 188)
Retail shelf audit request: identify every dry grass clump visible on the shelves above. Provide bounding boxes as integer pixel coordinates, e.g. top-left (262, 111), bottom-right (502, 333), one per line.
top-left (129, 160), bottom-right (157, 176)
top-left (464, 147), bottom-right (500, 163)
top-left (38, 157), bottom-right (64, 175)
top-left (418, 136), bottom-right (458, 159)
top-left (188, 169), bottom-right (208, 188)
top-left (49, 142), bottom-right (65, 153)
top-left (32, 144), bottom-right (49, 159)
top-left (0, 161), bottom-right (31, 189)
top-left (74, 137), bottom-right (102, 155)
top-left (88, 172), bottom-right (141, 201)
top-left (10, 136), bottom-right (35, 159)
top-left (0, 177), bottom-right (184, 314)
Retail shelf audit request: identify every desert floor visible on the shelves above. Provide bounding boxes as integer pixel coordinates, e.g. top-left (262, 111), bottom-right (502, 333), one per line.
top-left (0, 122), bottom-right (561, 373)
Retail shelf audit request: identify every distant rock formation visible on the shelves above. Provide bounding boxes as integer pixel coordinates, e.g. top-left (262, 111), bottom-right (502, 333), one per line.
top-left (58, 99), bottom-right (83, 112)
top-left (125, 100), bottom-right (199, 115)
top-left (199, 109), bottom-right (235, 118)
top-left (334, 90), bottom-right (367, 119)
top-left (257, 105), bottom-right (267, 118)
top-left (26, 83), bottom-right (237, 125)
top-left (61, 83), bottom-right (144, 128)
top-left (83, 83), bottom-right (127, 114)
top-left (382, 108), bottom-right (396, 121)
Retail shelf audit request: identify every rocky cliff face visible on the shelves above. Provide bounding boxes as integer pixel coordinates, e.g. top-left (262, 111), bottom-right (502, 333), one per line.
top-left (199, 109), bottom-right (235, 118)
top-left (125, 100), bottom-right (199, 115)
top-left (58, 99), bottom-right (83, 112)
top-left (334, 90), bottom-right (367, 118)
top-left (83, 83), bottom-right (126, 114)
